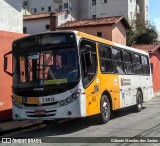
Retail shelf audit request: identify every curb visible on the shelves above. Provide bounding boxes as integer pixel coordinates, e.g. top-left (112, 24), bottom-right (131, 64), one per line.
top-left (0, 122), bottom-right (42, 136)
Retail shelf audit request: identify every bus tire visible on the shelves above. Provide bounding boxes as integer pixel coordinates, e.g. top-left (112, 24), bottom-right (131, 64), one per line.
top-left (135, 91), bottom-right (143, 112)
top-left (98, 95), bottom-right (111, 124)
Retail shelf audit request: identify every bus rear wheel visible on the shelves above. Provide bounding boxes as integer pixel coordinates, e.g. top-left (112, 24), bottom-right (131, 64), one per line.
top-left (98, 95), bottom-right (111, 124)
top-left (135, 91), bottom-right (143, 112)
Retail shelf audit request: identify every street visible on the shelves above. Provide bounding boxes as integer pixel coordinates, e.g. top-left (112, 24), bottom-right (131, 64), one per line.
top-left (1, 96), bottom-right (160, 145)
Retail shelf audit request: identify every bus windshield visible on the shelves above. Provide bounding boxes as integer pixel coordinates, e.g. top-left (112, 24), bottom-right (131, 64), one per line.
top-left (13, 47), bottom-right (79, 89)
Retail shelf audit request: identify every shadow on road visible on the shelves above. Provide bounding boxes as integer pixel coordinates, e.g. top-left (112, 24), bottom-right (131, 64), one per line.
top-left (7, 106), bottom-right (147, 138)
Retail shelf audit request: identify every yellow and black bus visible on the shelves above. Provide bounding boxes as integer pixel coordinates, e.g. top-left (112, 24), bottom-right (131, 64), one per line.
top-left (4, 31), bottom-right (153, 124)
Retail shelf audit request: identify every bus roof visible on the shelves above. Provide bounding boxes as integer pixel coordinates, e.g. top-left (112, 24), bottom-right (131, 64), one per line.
top-left (13, 30), bottom-right (148, 56)
top-left (77, 31), bottom-right (149, 56)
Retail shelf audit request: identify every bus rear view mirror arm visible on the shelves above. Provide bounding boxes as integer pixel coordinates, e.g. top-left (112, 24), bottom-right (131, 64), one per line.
top-left (4, 51), bottom-right (13, 76)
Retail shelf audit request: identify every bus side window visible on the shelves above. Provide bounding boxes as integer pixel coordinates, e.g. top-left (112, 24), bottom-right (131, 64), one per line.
top-left (80, 39), bottom-right (97, 87)
top-left (141, 55), bottom-right (150, 75)
top-left (123, 50), bottom-right (134, 74)
top-left (132, 53), bottom-right (142, 75)
top-left (99, 43), bottom-right (113, 73)
top-left (112, 47), bottom-right (124, 74)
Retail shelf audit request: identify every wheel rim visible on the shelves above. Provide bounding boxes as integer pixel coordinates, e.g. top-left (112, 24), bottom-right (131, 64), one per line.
top-left (102, 99), bottom-right (110, 119)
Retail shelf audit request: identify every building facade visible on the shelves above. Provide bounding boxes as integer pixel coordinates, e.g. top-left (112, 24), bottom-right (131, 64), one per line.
top-left (22, 0), bottom-right (63, 15)
top-left (58, 16), bottom-right (130, 45)
top-left (0, 0), bottom-right (23, 33)
top-left (63, 0), bottom-right (149, 21)
top-left (23, 11), bottom-right (75, 34)
top-left (22, 0), bottom-right (149, 22)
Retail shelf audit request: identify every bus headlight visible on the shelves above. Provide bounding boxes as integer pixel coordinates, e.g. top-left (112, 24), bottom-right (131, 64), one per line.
top-left (66, 97), bottom-right (72, 103)
top-left (59, 89), bottom-right (81, 107)
top-left (60, 101), bottom-right (65, 106)
top-left (12, 98), bottom-right (22, 109)
top-left (72, 90), bottom-right (81, 99)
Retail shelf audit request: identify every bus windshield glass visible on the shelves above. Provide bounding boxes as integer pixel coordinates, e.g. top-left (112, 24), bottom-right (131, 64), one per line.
top-left (13, 48), bottom-right (79, 88)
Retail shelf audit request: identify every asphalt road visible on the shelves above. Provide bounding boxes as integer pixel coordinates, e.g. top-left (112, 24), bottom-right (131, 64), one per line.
top-left (1, 96), bottom-right (160, 146)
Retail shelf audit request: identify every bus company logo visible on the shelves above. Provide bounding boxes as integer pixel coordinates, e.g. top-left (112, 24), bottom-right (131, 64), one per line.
top-left (2, 138), bottom-right (11, 143)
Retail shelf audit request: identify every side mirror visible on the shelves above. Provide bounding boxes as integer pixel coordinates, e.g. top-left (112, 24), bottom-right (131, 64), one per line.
top-left (4, 51), bottom-right (13, 76)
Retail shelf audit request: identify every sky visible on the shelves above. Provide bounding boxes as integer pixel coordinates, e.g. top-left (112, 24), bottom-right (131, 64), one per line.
top-left (149, 0), bottom-right (160, 39)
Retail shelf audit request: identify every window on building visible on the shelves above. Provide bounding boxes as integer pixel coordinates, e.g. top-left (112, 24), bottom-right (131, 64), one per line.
top-left (48, 6), bottom-right (51, 12)
top-left (31, 8), bottom-right (37, 13)
top-left (41, 7), bottom-right (44, 11)
top-left (101, 0), bottom-right (107, 3)
top-left (59, 5), bottom-right (63, 10)
top-left (46, 25), bottom-right (50, 30)
top-left (92, 15), bottom-right (96, 19)
top-left (23, 27), bottom-right (27, 34)
top-left (64, 3), bottom-right (68, 9)
top-left (97, 32), bottom-right (102, 37)
top-left (92, 0), bottom-right (96, 6)
top-left (151, 63), bottom-right (153, 74)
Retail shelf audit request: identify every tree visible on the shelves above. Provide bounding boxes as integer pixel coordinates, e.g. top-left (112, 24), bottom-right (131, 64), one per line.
top-left (127, 18), bottom-right (158, 46)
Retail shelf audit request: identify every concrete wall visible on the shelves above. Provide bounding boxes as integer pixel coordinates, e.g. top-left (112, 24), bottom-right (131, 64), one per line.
top-left (150, 49), bottom-right (160, 91)
top-left (0, 31), bottom-right (27, 121)
top-left (0, 0), bottom-right (23, 33)
top-left (90, 0), bottom-right (128, 19)
top-left (62, 0), bottom-right (79, 19)
top-left (57, 13), bottom-right (75, 27)
top-left (24, 12), bottom-right (75, 34)
top-left (128, 0), bottom-right (137, 21)
top-left (24, 18), bottom-right (50, 34)
top-left (112, 22), bottom-right (126, 45)
top-left (136, 0), bottom-right (149, 22)
top-left (22, 0), bottom-right (62, 14)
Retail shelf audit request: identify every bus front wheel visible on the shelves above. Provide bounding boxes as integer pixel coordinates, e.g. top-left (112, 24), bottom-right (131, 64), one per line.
top-left (98, 95), bottom-right (111, 124)
top-left (135, 91), bottom-right (143, 112)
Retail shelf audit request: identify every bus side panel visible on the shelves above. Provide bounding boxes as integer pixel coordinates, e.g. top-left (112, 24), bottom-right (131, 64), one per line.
top-left (85, 74), bottom-right (101, 116)
top-left (99, 74), bottom-right (121, 110)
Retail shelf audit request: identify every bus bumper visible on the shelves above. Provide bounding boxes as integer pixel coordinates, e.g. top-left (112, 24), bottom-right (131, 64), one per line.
top-left (12, 98), bottom-right (86, 120)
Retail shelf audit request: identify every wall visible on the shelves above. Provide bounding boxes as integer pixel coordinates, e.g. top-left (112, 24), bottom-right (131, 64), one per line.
top-left (57, 13), bottom-right (75, 27)
top-left (90, 0), bottom-right (128, 19)
top-left (0, 31), bottom-right (27, 121)
top-left (128, 0), bottom-right (137, 21)
top-left (150, 49), bottom-right (160, 91)
top-left (22, 0), bottom-right (62, 14)
top-left (24, 18), bottom-right (50, 34)
top-left (62, 0), bottom-right (79, 19)
top-left (136, 0), bottom-right (149, 22)
top-left (59, 25), bottom-right (113, 41)
top-left (0, 0), bottom-right (23, 33)
top-left (112, 22), bottom-right (126, 45)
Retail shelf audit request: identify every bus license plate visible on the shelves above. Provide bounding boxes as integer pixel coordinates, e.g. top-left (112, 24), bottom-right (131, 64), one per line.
top-left (34, 110), bottom-right (46, 115)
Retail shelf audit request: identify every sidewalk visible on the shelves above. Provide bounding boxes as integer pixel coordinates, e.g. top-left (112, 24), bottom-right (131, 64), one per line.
top-left (0, 120), bottom-right (42, 136)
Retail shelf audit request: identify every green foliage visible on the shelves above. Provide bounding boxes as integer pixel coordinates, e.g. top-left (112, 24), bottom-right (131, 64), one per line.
top-left (127, 18), bottom-right (158, 46)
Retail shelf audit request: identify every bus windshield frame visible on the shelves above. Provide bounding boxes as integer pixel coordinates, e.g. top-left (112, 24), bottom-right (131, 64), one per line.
top-left (12, 32), bottom-right (80, 96)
